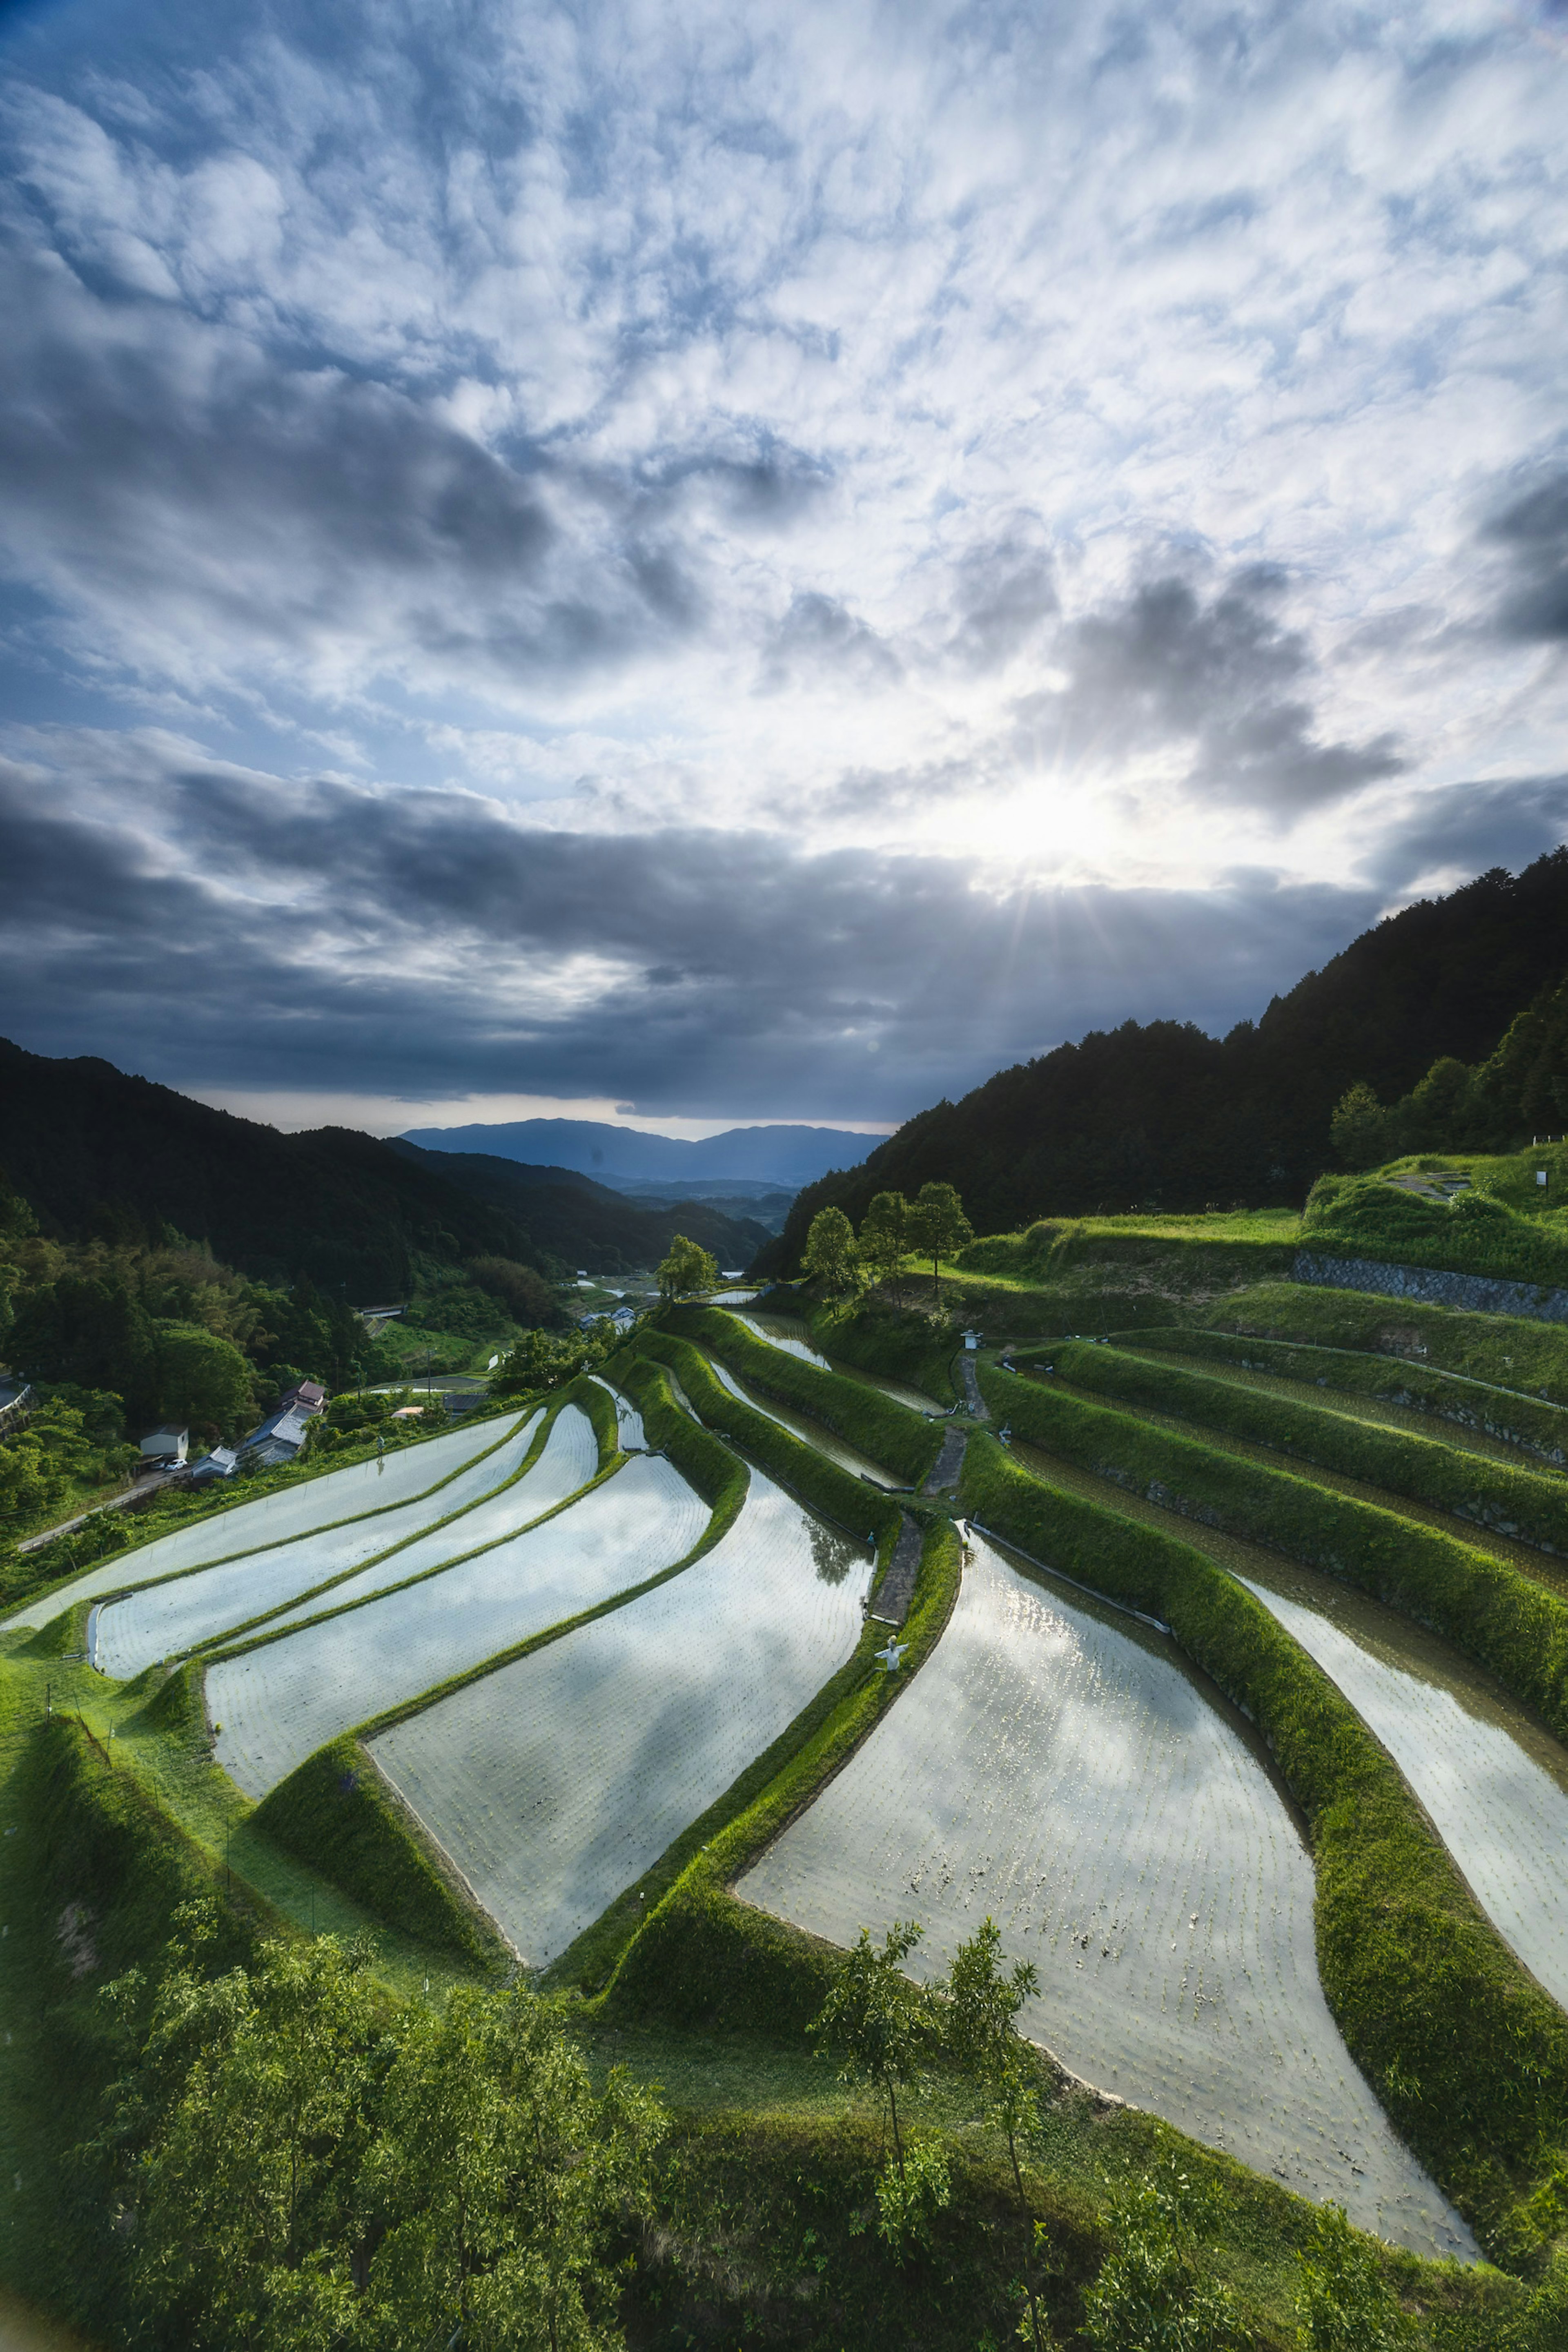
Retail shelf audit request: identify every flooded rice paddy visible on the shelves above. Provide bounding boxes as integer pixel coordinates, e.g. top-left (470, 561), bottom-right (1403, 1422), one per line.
top-left (736, 1534), bottom-right (1472, 2257)
top-left (1, 1413), bottom-right (513, 1633)
top-left (731, 1309), bottom-right (944, 1413)
top-left (209, 1451), bottom-right (708, 1797)
top-left (371, 1471), bottom-right (871, 1968)
top-left (587, 1375), bottom-right (648, 1450)
top-left (90, 1411), bottom-right (547, 1674)
top-left (705, 1356), bottom-right (897, 1487)
top-left (258, 1407), bottom-right (600, 1632)
top-left (1235, 1556), bottom-right (1568, 2011)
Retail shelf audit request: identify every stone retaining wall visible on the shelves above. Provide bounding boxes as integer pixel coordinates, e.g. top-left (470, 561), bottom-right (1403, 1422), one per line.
top-left (1293, 1251), bottom-right (1568, 1325)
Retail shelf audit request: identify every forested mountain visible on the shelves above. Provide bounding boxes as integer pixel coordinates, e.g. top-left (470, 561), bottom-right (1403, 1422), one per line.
top-left (767, 847), bottom-right (1568, 1266)
top-left (400, 1115), bottom-right (876, 1186)
top-left (0, 1038), bottom-right (548, 1301)
top-left (388, 1142), bottom-right (770, 1273)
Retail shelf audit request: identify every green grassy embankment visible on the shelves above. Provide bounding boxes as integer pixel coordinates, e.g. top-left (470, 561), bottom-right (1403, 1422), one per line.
top-left (795, 1292), bottom-right (960, 1404)
top-left (1199, 1280), bottom-right (1568, 1405)
top-left (978, 1363), bottom-right (1568, 1750)
top-left (1136, 1323), bottom-right (1568, 1469)
top-left (1044, 1340), bottom-right (1568, 1563)
top-left (633, 1330), bottom-right (901, 1551)
top-left (955, 1431), bottom-right (1568, 2260)
top-left (1303, 1163), bottom-right (1568, 1291)
top-left (251, 1734), bottom-right (507, 1973)
top-left (668, 1304), bottom-right (944, 1488)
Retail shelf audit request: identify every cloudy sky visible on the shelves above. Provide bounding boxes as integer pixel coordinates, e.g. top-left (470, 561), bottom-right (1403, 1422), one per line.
top-left (2, 0), bottom-right (1566, 1137)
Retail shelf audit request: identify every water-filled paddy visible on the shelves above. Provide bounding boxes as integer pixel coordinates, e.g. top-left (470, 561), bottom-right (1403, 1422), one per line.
top-left (1235, 1556), bottom-right (1568, 2011)
top-left (587, 1374), bottom-right (648, 1450)
top-left (371, 1471), bottom-right (871, 1967)
top-left (209, 1451), bottom-right (708, 1798)
top-left (91, 1411), bottom-right (545, 1674)
top-left (706, 1356), bottom-right (896, 1487)
top-left (1, 1414), bottom-right (512, 1633)
top-left (736, 1534), bottom-right (1471, 2257)
top-left (732, 1309), bottom-right (944, 1413)
top-left (258, 1406), bottom-right (599, 1632)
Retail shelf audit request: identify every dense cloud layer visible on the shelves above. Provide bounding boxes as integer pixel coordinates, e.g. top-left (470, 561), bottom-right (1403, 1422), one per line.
top-left (0, 0), bottom-right (1565, 1119)
top-left (6, 738), bottom-right (1568, 1119)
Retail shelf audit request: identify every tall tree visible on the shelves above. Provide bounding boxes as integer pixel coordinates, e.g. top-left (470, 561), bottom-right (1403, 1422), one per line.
top-left (940, 1918), bottom-right (1053, 2350)
top-left (807, 1920), bottom-right (949, 2256)
top-left (360, 1982), bottom-right (664, 2352)
top-left (908, 1182), bottom-right (973, 1305)
top-left (802, 1205), bottom-right (861, 1298)
top-left (656, 1234), bottom-right (719, 1301)
top-left (858, 1191), bottom-right (912, 1304)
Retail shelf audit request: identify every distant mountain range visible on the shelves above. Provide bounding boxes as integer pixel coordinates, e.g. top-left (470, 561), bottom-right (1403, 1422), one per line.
top-left (0, 1042), bottom-right (770, 1296)
top-left (398, 1117), bottom-right (881, 1188)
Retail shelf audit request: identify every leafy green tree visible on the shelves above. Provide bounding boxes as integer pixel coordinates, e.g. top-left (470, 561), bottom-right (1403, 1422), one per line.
top-left (468, 1255), bottom-right (563, 1326)
top-left (858, 1191), bottom-right (912, 1304)
top-left (360, 1981), bottom-right (665, 2352)
top-left (1329, 1082), bottom-right (1396, 1171)
top-left (1082, 2161), bottom-right (1249, 2351)
top-left (152, 1320), bottom-right (260, 1438)
top-left (490, 1323), bottom-right (614, 1397)
top-left (8, 1271), bottom-right (157, 1415)
top-left (941, 1919), bottom-right (1054, 2348)
top-left (802, 1205), bottom-right (862, 1298)
top-left (656, 1234), bottom-right (719, 1300)
top-left (104, 1926), bottom-right (379, 2351)
top-left (808, 1920), bottom-right (947, 2252)
top-left (907, 1182), bottom-right (973, 1305)
top-left (1294, 2204), bottom-right (1412, 2350)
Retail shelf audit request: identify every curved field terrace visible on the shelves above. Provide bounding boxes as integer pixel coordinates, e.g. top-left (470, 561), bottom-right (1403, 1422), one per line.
top-left (208, 1450), bottom-right (708, 1798)
top-left (736, 1533), bottom-right (1472, 2259)
top-left (370, 1471), bottom-right (872, 1969)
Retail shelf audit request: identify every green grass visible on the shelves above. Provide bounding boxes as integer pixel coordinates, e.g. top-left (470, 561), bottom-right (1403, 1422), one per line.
top-left (797, 1292), bottom-right (960, 1404)
top-left (1303, 1170), bottom-right (1568, 1291)
top-left (1043, 1338), bottom-right (1568, 1563)
top-left (668, 1304), bottom-right (943, 1487)
top-left (1193, 1280), bottom-right (1568, 1407)
top-left (1135, 1321), bottom-right (1568, 1470)
top-left (632, 1329), bottom-right (902, 1551)
top-left (955, 1430), bottom-right (1568, 2262)
top-left (978, 1361), bottom-right (1568, 1752)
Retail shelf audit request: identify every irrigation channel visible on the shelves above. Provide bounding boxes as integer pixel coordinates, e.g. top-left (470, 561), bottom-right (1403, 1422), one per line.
top-left (737, 1531), bottom-right (1473, 2259)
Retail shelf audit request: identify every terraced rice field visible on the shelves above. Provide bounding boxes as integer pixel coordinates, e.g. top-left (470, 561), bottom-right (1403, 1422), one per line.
top-left (209, 1450), bottom-right (708, 1798)
top-left (90, 1410), bottom-right (548, 1674)
top-left (705, 1356), bottom-right (897, 1487)
top-left (370, 1471), bottom-right (872, 1967)
top-left (1, 1413), bottom-right (514, 1632)
top-left (737, 1534), bottom-right (1472, 2259)
top-left (256, 1406), bottom-right (601, 1633)
top-left (733, 1309), bottom-right (945, 1413)
top-left (587, 1375), bottom-right (647, 1450)
top-left (1235, 1556), bottom-right (1568, 2010)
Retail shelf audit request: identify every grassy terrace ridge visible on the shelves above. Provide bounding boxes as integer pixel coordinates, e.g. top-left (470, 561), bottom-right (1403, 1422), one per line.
top-left (667, 1300), bottom-right (944, 1487)
top-left (1135, 1322), bottom-right (1568, 1470)
top-left (0, 1394), bottom-right (530, 1629)
top-left (955, 1429), bottom-right (1568, 2260)
top-left (633, 1327), bottom-right (902, 1551)
top-left (977, 1360), bottom-right (1568, 1751)
top-left (1193, 1277), bottom-right (1568, 1406)
top-left (793, 1289), bottom-right (960, 1404)
top-left (1040, 1336), bottom-right (1568, 1563)
top-left (1302, 1154), bottom-right (1568, 1292)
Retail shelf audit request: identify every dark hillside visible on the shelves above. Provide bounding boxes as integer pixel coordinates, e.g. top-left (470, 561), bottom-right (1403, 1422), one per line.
top-left (770, 847), bottom-right (1568, 1262)
top-left (0, 1037), bottom-right (546, 1300)
top-left (388, 1141), bottom-right (771, 1273)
